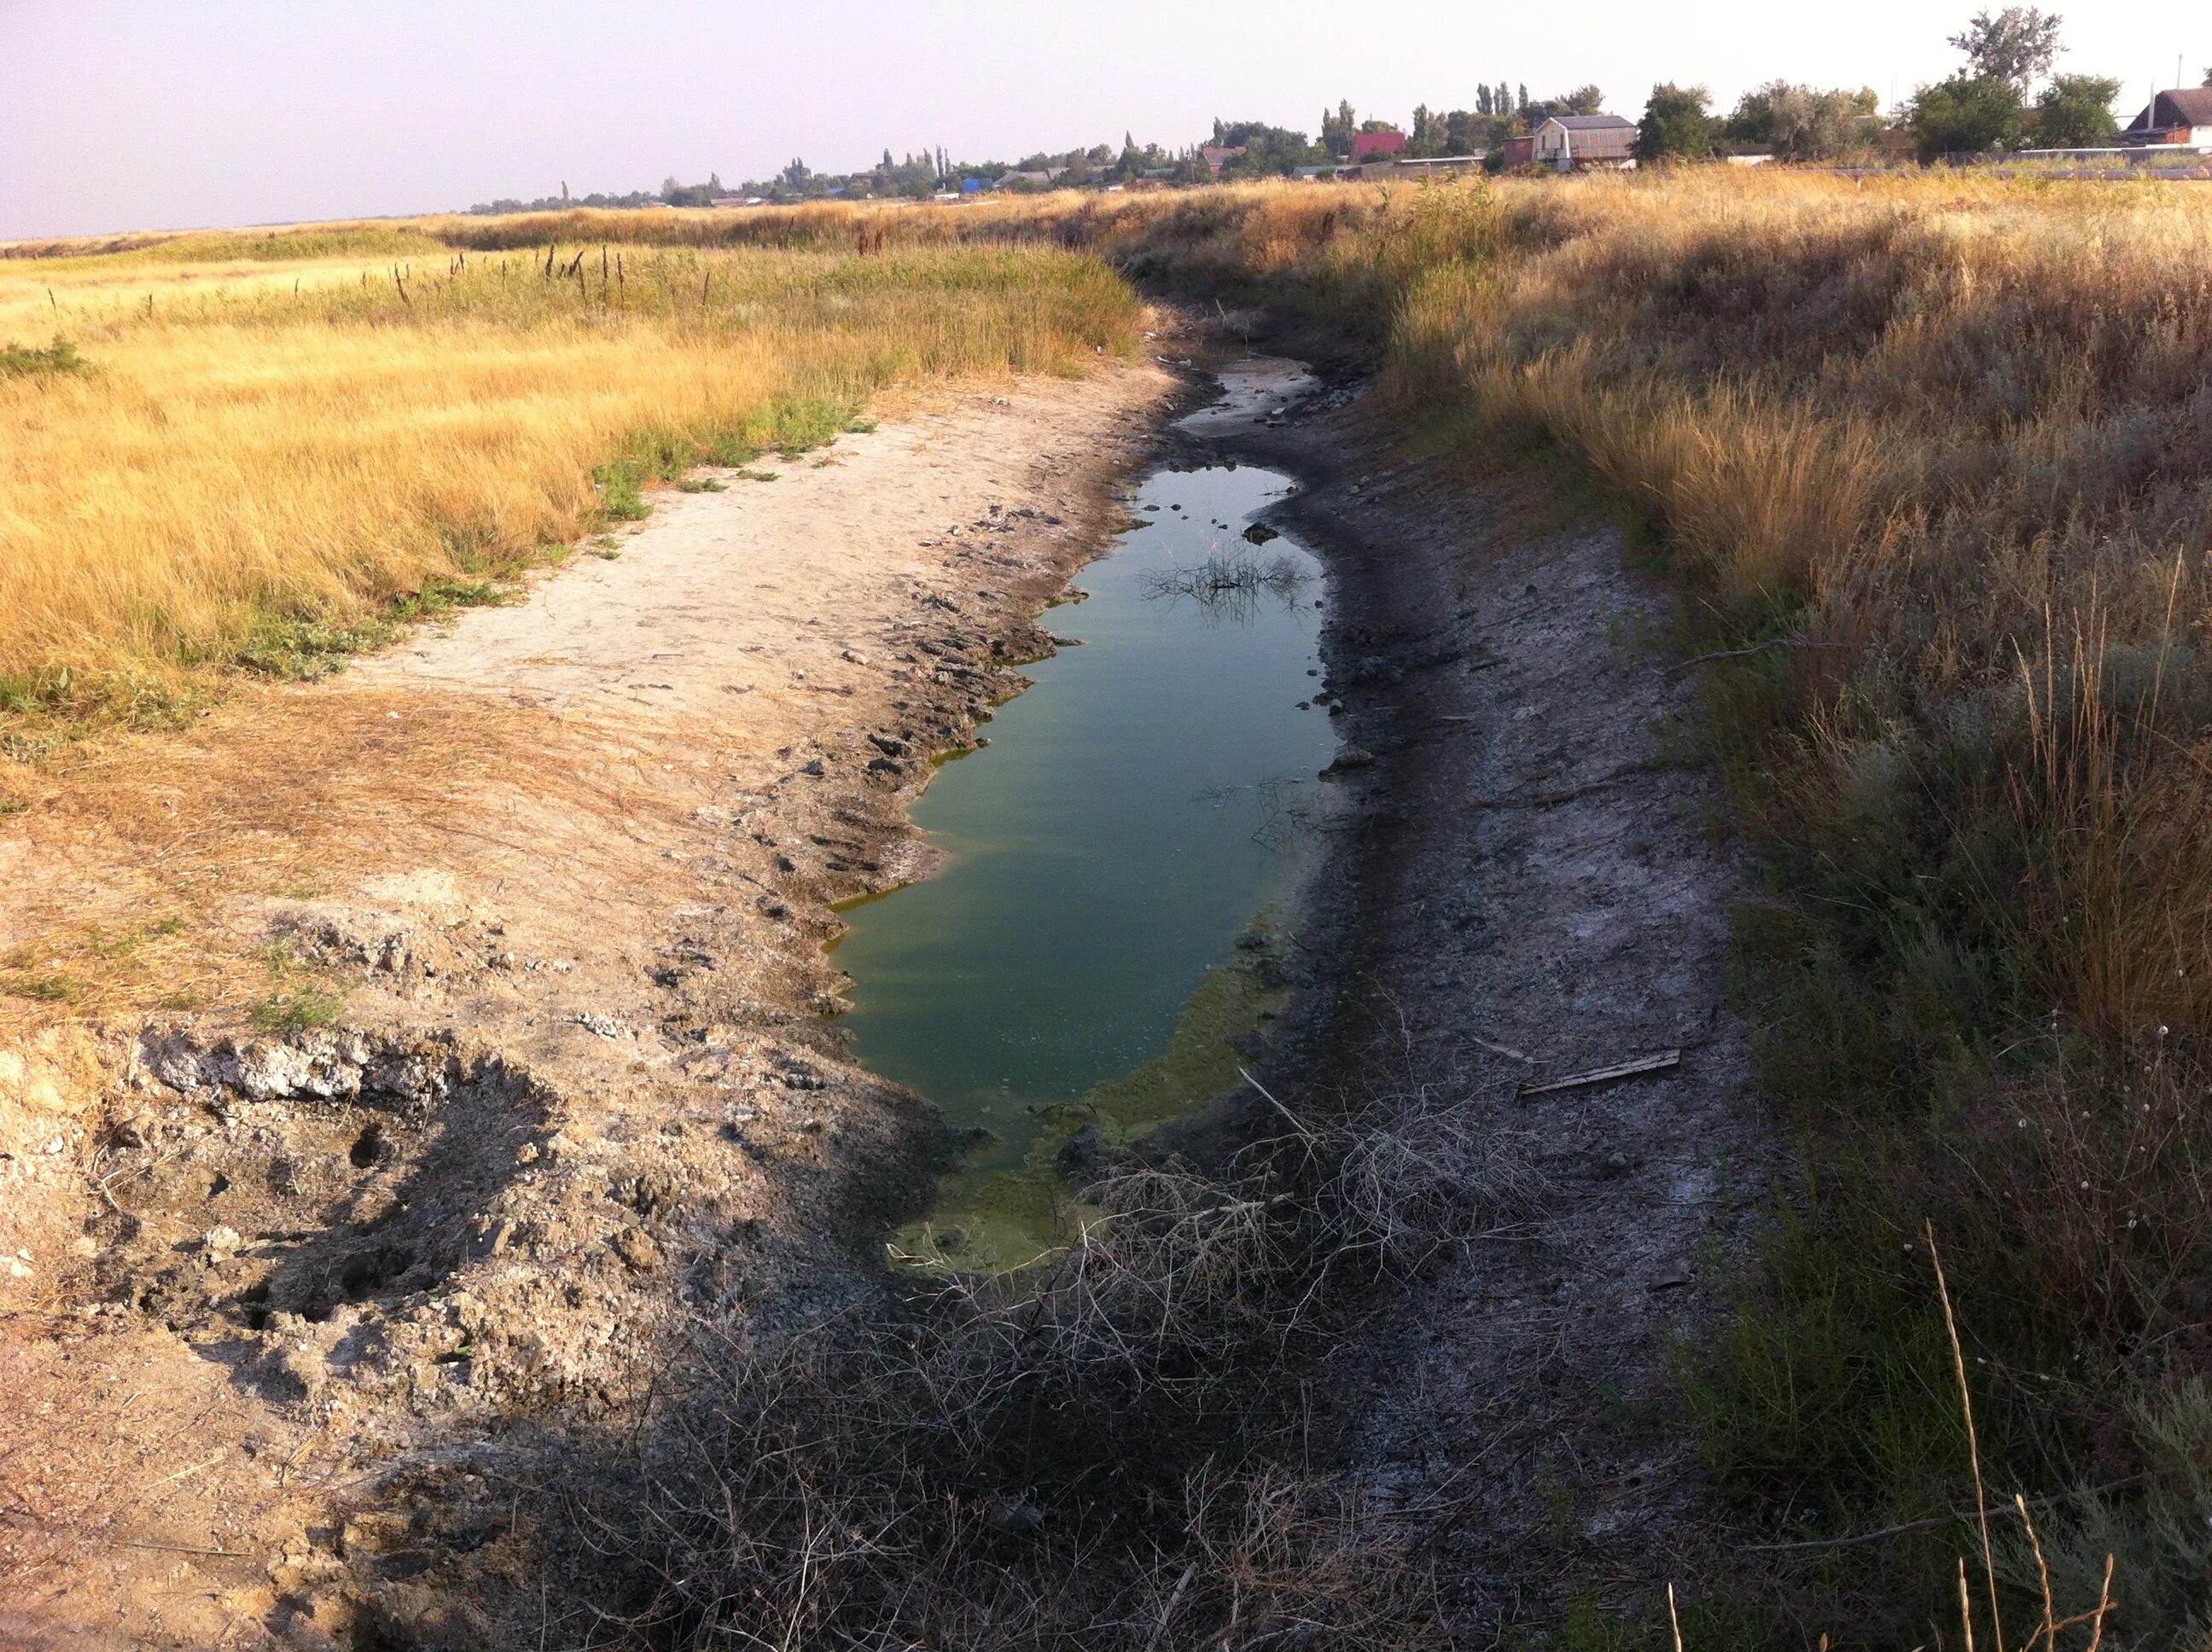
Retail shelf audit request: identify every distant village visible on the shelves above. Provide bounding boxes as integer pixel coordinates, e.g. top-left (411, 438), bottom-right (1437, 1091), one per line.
top-left (470, 17), bottom-right (2212, 215)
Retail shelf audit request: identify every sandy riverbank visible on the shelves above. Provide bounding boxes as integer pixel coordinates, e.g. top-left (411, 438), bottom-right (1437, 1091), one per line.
top-left (0, 359), bottom-right (1178, 1648)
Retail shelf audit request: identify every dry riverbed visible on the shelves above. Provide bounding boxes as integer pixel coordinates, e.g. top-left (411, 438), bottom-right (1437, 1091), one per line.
top-left (0, 361), bottom-right (1177, 1649)
top-left (0, 317), bottom-right (1774, 1649)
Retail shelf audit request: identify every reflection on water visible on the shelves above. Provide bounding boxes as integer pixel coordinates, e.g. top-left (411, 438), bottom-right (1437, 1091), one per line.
top-left (829, 458), bottom-right (1333, 1271)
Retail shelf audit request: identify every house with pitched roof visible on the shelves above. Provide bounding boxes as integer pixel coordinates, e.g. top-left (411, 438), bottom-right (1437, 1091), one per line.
top-left (1531, 113), bottom-right (1639, 171)
top-left (2122, 88), bottom-right (2212, 147)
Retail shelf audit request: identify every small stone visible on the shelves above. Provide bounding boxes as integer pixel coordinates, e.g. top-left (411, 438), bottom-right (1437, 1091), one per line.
top-left (204, 1225), bottom-right (242, 1257)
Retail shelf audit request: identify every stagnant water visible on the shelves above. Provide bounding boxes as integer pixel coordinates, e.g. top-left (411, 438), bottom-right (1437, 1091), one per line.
top-left (831, 446), bottom-right (1334, 1270)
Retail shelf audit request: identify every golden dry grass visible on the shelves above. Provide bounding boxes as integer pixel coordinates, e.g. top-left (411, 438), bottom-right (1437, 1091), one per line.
top-left (0, 230), bottom-right (1136, 707)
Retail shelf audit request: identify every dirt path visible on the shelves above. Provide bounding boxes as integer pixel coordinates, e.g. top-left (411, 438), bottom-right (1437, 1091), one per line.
top-left (0, 362), bottom-right (1176, 1649)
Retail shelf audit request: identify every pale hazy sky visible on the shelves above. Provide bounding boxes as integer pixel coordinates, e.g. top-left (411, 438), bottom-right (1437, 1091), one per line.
top-left (2, 1), bottom-right (2204, 239)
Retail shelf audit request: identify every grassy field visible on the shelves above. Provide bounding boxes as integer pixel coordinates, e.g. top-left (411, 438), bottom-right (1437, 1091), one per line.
top-left (15, 177), bottom-right (2212, 1639)
top-left (0, 222), bottom-right (1137, 725)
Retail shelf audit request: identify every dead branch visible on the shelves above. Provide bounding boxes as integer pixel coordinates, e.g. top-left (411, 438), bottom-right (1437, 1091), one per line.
top-left (1666, 637), bottom-right (1845, 675)
top-left (1742, 1475), bottom-right (2148, 1555)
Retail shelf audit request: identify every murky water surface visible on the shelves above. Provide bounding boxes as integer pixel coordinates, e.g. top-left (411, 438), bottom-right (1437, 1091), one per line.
top-left (833, 374), bottom-right (1330, 1267)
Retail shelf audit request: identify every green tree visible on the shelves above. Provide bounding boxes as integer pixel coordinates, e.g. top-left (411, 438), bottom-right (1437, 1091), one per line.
top-left (1726, 81), bottom-right (1882, 157)
top-left (1320, 100), bottom-right (1357, 158)
top-left (1211, 121), bottom-right (1324, 176)
top-left (1906, 73), bottom-right (2024, 158)
top-left (1634, 83), bottom-right (1717, 161)
top-left (1409, 103), bottom-right (1445, 156)
top-left (1948, 7), bottom-right (2064, 90)
top-left (2031, 73), bottom-right (2120, 145)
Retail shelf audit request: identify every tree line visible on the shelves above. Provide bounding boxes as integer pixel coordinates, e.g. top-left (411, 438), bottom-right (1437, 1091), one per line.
top-left (467, 7), bottom-right (2170, 212)
top-left (1637, 8), bottom-right (2150, 164)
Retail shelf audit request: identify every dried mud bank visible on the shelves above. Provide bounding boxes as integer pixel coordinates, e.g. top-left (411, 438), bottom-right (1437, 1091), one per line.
top-left (1169, 330), bottom-right (1780, 1633)
top-left (0, 364), bottom-right (1184, 1649)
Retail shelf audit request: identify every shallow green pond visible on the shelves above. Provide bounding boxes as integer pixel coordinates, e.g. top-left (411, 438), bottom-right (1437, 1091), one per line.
top-left (830, 459), bottom-right (1333, 1268)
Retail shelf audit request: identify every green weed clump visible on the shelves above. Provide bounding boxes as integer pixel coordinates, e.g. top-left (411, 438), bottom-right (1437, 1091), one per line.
top-left (0, 334), bottom-right (85, 379)
top-left (248, 986), bottom-right (343, 1032)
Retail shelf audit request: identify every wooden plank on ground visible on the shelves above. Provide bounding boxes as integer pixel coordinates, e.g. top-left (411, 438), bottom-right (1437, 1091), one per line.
top-left (1518, 1049), bottom-right (1680, 1096)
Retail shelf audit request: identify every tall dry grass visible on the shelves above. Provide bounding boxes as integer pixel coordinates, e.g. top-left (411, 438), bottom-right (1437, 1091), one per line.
top-left (1330, 169), bottom-right (2212, 1638)
top-left (713, 166), bottom-right (2212, 1637)
top-left (0, 232), bottom-right (1135, 714)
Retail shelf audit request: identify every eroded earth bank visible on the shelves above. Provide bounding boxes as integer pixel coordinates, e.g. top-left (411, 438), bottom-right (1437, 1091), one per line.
top-left (0, 320), bottom-right (1770, 1649)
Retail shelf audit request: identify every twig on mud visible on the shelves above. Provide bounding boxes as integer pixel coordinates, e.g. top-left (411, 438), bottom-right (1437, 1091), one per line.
top-left (1741, 1475), bottom-right (2149, 1555)
top-left (21, 1523), bottom-right (247, 1559)
top-left (1519, 1050), bottom-right (1680, 1096)
top-left (1239, 1067), bottom-right (1316, 1141)
top-left (1144, 1562), bottom-right (1197, 1651)
top-left (149, 1451), bottom-right (228, 1488)
top-left (1470, 1036), bottom-right (1534, 1066)
top-left (1665, 637), bottom-right (1844, 675)
top-left (1469, 764), bottom-right (1646, 811)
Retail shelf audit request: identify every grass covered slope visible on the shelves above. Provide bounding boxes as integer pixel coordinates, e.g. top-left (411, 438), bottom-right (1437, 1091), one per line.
top-left (0, 234), bottom-right (1136, 719)
top-left (1342, 172), bottom-right (2212, 1637)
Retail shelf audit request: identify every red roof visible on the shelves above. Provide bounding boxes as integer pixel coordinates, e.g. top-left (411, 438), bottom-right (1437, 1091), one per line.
top-left (1350, 131), bottom-right (1407, 162)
